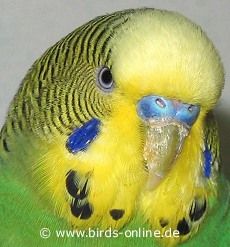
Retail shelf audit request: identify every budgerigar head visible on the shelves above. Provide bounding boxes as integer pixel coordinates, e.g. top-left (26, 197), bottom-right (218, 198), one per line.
top-left (89, 9), bottom-right (224, 187)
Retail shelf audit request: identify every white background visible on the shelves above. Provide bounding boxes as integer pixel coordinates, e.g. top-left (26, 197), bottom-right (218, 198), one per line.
top-left (0, 0), bottom-right (229, 177)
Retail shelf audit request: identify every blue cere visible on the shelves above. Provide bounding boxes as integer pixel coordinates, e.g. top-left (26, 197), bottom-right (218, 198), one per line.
top-left (203, 146), bottom-right (212, 178)
top-left (137, 96), bottom-right (175, 119)
top-left (137, 95), bottom-right (200, 126)
top-left (66, 118), bottom-right (101, 154)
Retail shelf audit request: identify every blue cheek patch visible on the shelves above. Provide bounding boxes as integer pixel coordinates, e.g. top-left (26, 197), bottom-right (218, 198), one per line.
top-left (203, 146), bottom-right (212, 178)
top-left (66, 118), bottom-right (101, 154)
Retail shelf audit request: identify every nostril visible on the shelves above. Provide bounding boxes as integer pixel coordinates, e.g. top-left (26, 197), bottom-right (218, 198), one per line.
top-left (188, 105), bottom-right (194, 112)
top-left (155, 98), bottom-right (166, 108)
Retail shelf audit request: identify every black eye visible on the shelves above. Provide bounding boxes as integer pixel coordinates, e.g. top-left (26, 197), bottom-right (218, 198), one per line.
top-left (96, 66), bottom-right (114, 92)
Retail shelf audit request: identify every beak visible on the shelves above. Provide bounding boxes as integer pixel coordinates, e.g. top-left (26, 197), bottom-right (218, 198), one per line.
top-left (137, 95), bottom-right (200, 189)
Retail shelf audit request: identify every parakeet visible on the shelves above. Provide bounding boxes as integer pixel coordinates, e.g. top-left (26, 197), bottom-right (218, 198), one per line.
top-left (0, 8), bottom-right (229, 247)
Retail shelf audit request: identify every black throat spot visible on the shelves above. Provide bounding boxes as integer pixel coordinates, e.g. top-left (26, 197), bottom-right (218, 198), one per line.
top-left (109, 209), bottom-right (125, 220)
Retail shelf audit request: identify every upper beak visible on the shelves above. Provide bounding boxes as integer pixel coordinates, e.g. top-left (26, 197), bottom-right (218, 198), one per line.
top-left (137, 95), bottom-right (200, 189)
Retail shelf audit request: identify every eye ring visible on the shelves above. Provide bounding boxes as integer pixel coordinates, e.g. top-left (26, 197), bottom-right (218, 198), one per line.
top-left (96, 66), bottom-right (114, 92)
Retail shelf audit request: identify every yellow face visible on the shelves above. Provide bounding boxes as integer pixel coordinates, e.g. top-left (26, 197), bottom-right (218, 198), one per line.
top-left (102, 10), bottom-right (225, 188)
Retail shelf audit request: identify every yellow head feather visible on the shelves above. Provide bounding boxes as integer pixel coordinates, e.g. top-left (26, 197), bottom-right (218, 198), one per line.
top-left (111, 9), bottom-right (224, 111)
